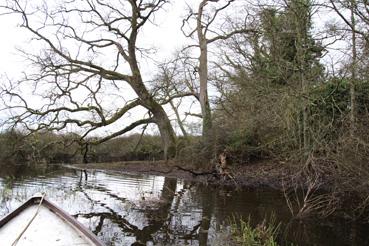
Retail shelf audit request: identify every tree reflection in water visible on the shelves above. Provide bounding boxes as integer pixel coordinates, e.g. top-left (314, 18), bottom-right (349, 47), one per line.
top-left (74, 176), bottom-right (197, 245)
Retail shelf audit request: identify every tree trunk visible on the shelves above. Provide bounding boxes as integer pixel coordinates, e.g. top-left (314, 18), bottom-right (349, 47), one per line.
top-left (292, 0), bottom-right (311, 152)
top-left (152, 104), bottom-right (177, 160)
top-left (199, 42), bottom-right (213, 141)
top-left (197, 2), bottom-right (213, 147)
top-left (350, 0), bottom-right (357, 136)
top-left (128, 27), bottom-right (176, 160)
top-left (130, 75), bottom-right (176, 160)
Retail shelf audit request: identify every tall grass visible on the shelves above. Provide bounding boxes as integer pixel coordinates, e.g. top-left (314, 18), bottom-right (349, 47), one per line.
top-left (230, 216), bottom-right (280, 246)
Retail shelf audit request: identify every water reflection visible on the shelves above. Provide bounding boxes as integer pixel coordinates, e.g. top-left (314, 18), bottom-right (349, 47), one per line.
top-left (0, 164), bottom-right (368, 246)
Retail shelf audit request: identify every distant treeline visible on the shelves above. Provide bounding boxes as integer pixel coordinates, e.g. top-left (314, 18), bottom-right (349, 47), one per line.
top-left (0, 131), bottom-right (173, 164)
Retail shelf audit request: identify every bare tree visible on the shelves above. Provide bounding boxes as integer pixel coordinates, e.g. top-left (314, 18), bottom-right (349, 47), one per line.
top-left (328, 0), bottom-right (369, 134)
top-left (0, 0), bottom-right (176, 159)
top-left (181, 0), bottom-right (255, 144)
top-left (328, 0), bottom-right (369, 43)
top-left (349, 0), bottom-right (358, 135)
top-left (152, 60), bottom-right (196, 139)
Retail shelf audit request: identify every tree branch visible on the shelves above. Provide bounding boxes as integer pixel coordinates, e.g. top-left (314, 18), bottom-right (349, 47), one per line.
top-left (91, 118), bottom-right (154, 144)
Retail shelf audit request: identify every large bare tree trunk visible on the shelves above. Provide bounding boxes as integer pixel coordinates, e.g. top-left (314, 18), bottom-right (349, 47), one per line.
top-left (198, 34), bottom-right (213, 142)
top-left (195, 0), bottom-right (213, 144)
top-left (129, 72), bottom-right (176, 159)
top-left (152, 105), bottom-right (177, 159)
top-left (123, 4), bottom-right (176, 160)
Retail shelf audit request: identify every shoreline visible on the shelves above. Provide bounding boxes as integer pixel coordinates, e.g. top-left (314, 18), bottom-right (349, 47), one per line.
top-left (70, 159), bottom-right (293, 190)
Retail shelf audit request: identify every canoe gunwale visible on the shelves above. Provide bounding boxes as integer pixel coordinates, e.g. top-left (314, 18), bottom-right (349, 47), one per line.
top-left (0, 196), bottom-right (105, 246)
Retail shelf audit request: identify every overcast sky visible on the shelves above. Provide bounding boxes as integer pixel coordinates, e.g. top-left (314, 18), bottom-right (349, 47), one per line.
top-left (0, 1), bottom-right (191, 79)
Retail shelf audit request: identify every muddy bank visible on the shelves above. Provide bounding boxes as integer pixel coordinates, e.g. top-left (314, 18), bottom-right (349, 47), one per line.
top-left (71, 160), bottom-right (293, 190)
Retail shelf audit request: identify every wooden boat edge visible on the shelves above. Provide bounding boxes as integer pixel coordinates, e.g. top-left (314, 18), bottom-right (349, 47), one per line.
top-left (0, 195), bottom-right (105, 246)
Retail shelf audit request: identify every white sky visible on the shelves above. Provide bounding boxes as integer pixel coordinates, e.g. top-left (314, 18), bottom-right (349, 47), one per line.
top-left (0, 1), bottom-right (189, 78)
top-left (0, 14), bottom-right (30, 76)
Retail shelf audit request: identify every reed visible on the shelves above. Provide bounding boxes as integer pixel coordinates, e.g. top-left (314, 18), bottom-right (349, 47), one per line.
top-left (230, 216), bottom-right (280, 246)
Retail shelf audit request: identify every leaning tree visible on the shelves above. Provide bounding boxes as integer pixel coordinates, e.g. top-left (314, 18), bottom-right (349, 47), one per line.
top-left (0, 0), bottom-right (177, 159)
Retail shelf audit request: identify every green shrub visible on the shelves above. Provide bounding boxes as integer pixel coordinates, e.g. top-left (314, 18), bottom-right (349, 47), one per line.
top-left (230, 216), bottom-right (280, 246)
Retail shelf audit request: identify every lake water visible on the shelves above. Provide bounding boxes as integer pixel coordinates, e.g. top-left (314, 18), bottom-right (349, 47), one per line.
top-left (0, 164), bottom-right (368, 246)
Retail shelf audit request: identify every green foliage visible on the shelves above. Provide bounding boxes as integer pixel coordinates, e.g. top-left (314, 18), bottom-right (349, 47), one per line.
top-left (230, 216), bottom-right (280, 246)
top-left (226, 130), bottom-right (256, 151)
top-left (304, 78), bottom-right (369, 147)
top-left (309, 79), bottom-right (369, 120)
top-left (0, 130), bottom-right (27, 163)
top-left (308, 79), bottom-right (349, 135)
top-left (253, 1), bottom-right (323, 86)
top-left (219, 128), bottom-right (265, 164)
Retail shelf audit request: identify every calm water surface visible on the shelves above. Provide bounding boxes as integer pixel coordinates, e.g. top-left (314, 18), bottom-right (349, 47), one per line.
top-left (0, 164), bottom-right (368, 246)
